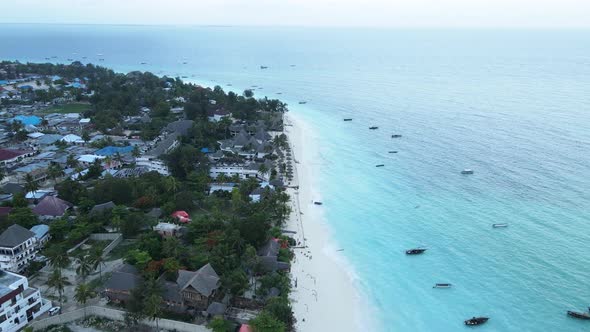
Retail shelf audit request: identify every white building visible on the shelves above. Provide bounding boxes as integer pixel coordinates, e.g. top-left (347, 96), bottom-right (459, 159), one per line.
top-left (0, 225), bottom-right (37, 273)
top-left (136, 156), bottom-right (170, 176)
top-left (0, 270), bottom-right (52, 332)
top-left (209, 163), bottom-right (270, 181)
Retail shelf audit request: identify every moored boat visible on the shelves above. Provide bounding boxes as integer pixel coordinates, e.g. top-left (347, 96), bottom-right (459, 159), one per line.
top-left (369, 126), bottom-right (379, 130)
top-left (313, 201), bottom-right (323, 206)
top-left (461, 169), bottom-right (474, 175)
top-left (260, 65), bottom-right (268, 69)
top-left (433, 283), bottom-right (452, 288)
top-left (375, 164), bottom-right (385, 167)
top-left (567, 311), bottom-right (590, 320)
top-left (391, 134), bottom-right (402, 138)
top-left (388, 151), bottom-right (398, 154)
top-left (406, 248), bottom-right (427, 255)
top-left (343, 118), bottom-right (353, 121)
top-left (298, 101), bottom-right (307, 104)
top-left (464, 317), bottom-right (489, 326)
top-left (492, 223), bottom-right (508, 228)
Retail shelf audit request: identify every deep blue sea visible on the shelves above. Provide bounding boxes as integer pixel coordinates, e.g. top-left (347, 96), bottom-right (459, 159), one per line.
top-left (2, 24), bottom-right (590, 331)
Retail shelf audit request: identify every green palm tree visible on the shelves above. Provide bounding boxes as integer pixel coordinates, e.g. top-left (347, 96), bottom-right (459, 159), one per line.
top-left (47, 268), bottom-right (71, 306)
top-left (48, 163), bottom-right (64, 183)
top-left (76, 255), bottom-right (93, 281)
top-left (24, 174), bottom-right (39, 197)
top-left (47, 246), bottom-right (70, 271)
top-left (144, 293), bottom-right (162, 332)
top-left (89, 248), bottom-right (106, 279)
top-left (74, 283), bottom-right (96, 319)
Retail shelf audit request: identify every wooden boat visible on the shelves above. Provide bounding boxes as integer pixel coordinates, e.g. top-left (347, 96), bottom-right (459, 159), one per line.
top-left (464, 317), bottom-right (489, 326)
top-left (567, 311), bottom-right (590, 320)
top-left (343, 118), bottom-right (353, 121)
top-left (461, 169), bottom-right (474, 175)
top-left (313, 201), bottom-right (323, 206)
top-left (375, 164), bottom-right (385, 167)
top-left (433, 283), bottom-right (452, 288)
top-left (406, 248), bottom-right (427, 255)
top-left (391, 134), bottom-right (402, 138)
top-left (369, 126), bottom-right (379, 130)
top-left (492, 223), bottom-right (508, 228)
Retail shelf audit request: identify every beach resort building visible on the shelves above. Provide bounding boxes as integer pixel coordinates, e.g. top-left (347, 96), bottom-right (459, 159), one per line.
top-left (0, 270), bottom-right (51, 332)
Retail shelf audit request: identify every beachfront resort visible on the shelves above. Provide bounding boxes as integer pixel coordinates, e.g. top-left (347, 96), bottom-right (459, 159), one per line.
top-left (0, 60), bottom-right (302, 332)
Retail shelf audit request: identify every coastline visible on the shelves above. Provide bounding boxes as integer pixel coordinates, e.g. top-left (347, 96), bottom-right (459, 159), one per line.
top-left (284, 113), bottom-right (363, 332)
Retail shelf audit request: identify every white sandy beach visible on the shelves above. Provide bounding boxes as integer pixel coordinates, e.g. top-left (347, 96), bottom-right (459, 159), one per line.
top-left (284, 113), bottom-right (362, 332)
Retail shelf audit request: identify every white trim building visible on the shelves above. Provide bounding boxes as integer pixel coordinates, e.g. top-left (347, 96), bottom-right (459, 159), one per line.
top-left (0, 225), bottom-right (38, 273)
top-left (0, 270), bottom-right (51, 332)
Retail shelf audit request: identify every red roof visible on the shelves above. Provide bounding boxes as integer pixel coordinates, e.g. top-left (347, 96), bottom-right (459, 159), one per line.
top-left (0, 149), bottom-right (27, 162)
top-left (239, 324), bottom-right (253, 332)
top-left (171, 211), bottom-right (191, 223)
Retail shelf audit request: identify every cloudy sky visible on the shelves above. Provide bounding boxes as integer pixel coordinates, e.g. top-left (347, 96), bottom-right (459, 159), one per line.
top-left (1, 0), bottom-right (589, 28)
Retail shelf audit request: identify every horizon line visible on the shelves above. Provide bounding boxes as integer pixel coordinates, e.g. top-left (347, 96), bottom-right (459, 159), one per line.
top-left (0, 22), bottom-right (589, 30)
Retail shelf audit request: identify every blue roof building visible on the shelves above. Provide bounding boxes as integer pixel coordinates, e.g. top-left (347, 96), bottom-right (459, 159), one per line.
top-left (30, 224), bottom-right (50, 240)
top-left (11, 115), bottom-right (41, 126)
top-left (95, 146), bottom-right (134, 156)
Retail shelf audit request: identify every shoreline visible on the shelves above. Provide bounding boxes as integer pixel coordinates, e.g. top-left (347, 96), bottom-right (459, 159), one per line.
top-left (284, 113), bottom-right (363, 332)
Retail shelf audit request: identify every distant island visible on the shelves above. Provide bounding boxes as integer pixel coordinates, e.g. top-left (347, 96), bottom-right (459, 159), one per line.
top-left (0, 61), bottom-right (296, 332)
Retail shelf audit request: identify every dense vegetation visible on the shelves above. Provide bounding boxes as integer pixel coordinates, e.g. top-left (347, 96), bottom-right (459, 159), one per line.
top-left (1, 61), bottom-right (295, 331)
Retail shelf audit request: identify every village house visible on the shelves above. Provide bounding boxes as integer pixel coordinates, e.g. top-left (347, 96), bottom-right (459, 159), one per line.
top-left (32, 195), bottom-right (73, 220)
top-left (0, 149), bottom-right (35, 167)
top-left (177, 263), bottom-right (221, 311)
top-left (103, 264), bottom-right (141, 304)
top-left (0, 225), bottom-right (38, 273)
top-left (29, 225), bottom-right (50, 248)
top-left (207, 109), bottom-right (231, 122)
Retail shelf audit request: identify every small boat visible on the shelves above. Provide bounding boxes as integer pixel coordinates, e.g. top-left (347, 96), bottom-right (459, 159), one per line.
top-left (492, 223), bottom-right (508, 228)
top-left (67, 58), bottom-right (73, 61)
top-left (181, 76), bottom-right (188, 78)
top-left (461, 169), bottom-right (474, 175)
top-left (433, 283), bottom-right (452, 288)
top-left (313, 201), bottom-right (323, 206)
top-left (388, 151), bottom-right (398, 154)
top-left (298, 101), bottom-right (307, 104)
top-left (375, 164), bottom-right (385, 167)
top-left (140, 62), bottom-right (147, 65)
top-left (464, 317), bottom-right (489, 326)
top-left (343, 118), bottom-right (353, 121)
top-left (567, 311), bottom-right (590, 320)
top-left (99, 58), bottom-right (105, 61)
top-left (227, 84), bottom-right (232, 86)
top-left (369, 126), bottom-right (379, 130)
top-left (406, 248), bottom-right (427, 255)
top-left (183, 62), bottom-right (188, 64)
top-left (82, 56), bottom-right (87, 59)
top-left (391, 134), bottom-right (402, 138)
top-left (260, 66), bottom-right (268, 69)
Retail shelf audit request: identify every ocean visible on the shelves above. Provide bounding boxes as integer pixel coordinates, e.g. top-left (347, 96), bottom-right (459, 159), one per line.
top-left (2, 24), bottom-right (590, 331)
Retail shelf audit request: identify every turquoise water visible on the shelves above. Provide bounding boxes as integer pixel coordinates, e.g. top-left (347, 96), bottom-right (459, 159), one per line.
top-left (2, 25), bottom-right (590, 331)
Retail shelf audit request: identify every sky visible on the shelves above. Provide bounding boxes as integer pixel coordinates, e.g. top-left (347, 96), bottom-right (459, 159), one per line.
top-left (1, 0), bottom-right (589, 28)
